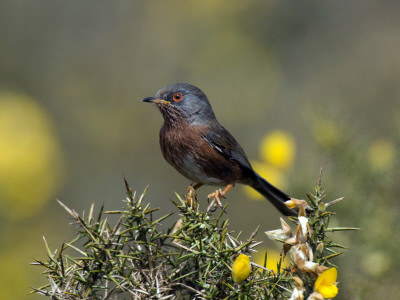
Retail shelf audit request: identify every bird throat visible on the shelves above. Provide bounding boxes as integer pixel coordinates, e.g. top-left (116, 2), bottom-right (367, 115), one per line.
top-left (158, 104), bottom-right (187, 129)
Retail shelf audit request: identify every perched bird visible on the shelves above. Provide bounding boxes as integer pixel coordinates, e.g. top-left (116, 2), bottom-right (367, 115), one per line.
top-left (142, 83), bottom-right (296, 216)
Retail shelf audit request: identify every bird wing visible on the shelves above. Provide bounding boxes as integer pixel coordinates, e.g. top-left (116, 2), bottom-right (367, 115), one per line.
top-left (202, 126), bottom-right (253, 171)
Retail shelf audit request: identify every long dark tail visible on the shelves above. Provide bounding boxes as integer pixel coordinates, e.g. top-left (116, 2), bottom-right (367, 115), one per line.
top-left (250, 172), bottom-right (297, 216)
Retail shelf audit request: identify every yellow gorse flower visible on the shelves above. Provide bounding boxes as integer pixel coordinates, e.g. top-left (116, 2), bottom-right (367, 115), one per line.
top-left (314, 267), bottom-right (338, 299)
top-left (232, 254), bottom-right (251, 283)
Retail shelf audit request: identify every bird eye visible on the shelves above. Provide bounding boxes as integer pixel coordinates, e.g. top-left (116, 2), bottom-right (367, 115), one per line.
top-left (172, 92), bottom-right (183, 102)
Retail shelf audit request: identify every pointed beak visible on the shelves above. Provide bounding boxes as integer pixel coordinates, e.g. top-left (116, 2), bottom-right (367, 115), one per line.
top-left (141, 97), bottom-right (171, 104)
top-left (142, 96), bottom-right (156, 103)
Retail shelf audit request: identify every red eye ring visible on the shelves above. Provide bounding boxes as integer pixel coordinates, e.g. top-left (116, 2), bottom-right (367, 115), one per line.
top-left (172, 92), bottom-right (183, 102)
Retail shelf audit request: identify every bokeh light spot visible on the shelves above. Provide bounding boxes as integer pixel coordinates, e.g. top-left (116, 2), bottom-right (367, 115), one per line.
top-left (0, 92), bottom-right (64, 219)
top-left (367, 138), bottom-right (396, 171)
top-left (260, 130), bottom-right (296, 170)
top-left (312, 119), bottom-right (341, 149)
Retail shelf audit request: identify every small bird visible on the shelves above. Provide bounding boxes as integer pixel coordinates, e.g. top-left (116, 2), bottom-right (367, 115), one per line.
top-left (142, 83), bottom-right (296, 216)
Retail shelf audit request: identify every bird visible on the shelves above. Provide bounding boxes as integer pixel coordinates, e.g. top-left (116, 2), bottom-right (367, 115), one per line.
top-left (142, 83), bottom-right (296, 216)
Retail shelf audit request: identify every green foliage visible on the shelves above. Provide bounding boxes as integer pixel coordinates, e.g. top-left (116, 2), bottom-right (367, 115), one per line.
top-left (33, 178), bottom-right (354, 299)
top-left (267, 177), bottom-right (358, 298)
top-left (308, 113), bottom-right (400, 298)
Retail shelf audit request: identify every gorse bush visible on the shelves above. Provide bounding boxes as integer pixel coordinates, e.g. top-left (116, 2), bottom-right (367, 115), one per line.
top-left (33, 177), bottom-right (356, 299)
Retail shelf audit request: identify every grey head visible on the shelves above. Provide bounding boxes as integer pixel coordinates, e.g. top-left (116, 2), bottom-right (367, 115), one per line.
top-left (142, 83), bottom-right (216, 125)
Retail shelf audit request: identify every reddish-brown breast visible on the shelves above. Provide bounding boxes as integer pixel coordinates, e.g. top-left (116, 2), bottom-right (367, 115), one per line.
top-left (159, 119), bottom-right (243, 186)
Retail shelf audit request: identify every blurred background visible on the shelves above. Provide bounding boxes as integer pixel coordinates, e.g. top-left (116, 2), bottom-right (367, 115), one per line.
top-left (1, 1), bottom-right (399, 299)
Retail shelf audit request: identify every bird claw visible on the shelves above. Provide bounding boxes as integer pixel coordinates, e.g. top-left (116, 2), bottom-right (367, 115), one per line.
top-left (208, 189), bottom-right (225, 208)
top-left (207, 202), bottom-right (218, 213)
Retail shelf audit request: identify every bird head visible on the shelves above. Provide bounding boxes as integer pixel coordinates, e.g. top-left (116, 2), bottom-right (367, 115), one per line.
top-left (142, 83), bottom-right (216, 125)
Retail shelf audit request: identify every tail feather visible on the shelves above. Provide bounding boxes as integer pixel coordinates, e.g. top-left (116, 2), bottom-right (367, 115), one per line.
top-left (251, 173), bottom-right (297, 217)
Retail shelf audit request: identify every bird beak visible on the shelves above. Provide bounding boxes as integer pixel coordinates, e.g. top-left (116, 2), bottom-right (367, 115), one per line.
top-left (141, 97), bottom-right (171, 104)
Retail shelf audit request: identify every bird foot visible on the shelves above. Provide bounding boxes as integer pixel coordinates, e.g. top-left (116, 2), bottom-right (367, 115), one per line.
top-left (185, 185), bottom-right (198, 209)
top-left (207, 184), bottom-right (234, 209)
top-left (208, 189), bottom-right (226, 208)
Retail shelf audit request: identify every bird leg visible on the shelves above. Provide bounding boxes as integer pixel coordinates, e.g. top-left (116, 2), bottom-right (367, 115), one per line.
top-left (208, 184), bottom-right (234, 207)
top-left (193, 183), bottom-right (203, 190)
top-left (185, 183), bottom-right (203, 209)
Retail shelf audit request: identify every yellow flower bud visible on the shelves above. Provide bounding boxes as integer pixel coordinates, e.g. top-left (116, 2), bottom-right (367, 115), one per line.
top-left (285, 199), bottom-right (296, 209)
top-left (232, 254), bottom-right (251, 283)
